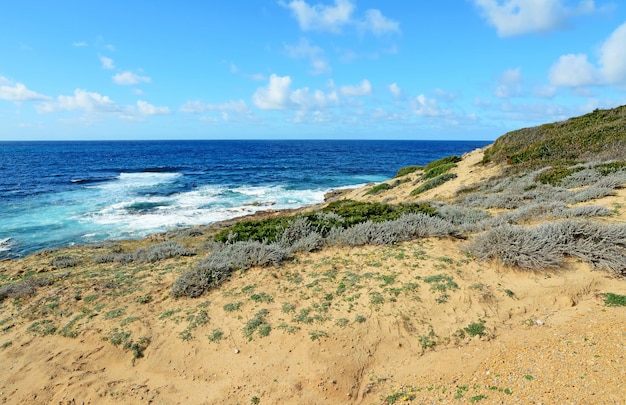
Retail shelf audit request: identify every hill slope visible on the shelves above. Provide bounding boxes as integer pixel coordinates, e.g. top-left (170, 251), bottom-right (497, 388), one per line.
top-left (1, 108), bottom-right (626, 404)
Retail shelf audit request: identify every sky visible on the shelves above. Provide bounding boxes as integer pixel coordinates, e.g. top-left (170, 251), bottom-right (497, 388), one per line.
top-left (1, 0), bottom-right (626, 141)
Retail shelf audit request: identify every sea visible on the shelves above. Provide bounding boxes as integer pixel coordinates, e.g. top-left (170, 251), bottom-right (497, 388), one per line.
top-left (0, 140), bottom-right (489, 259)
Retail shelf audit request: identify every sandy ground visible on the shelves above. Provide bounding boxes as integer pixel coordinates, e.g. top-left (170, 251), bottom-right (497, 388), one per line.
top-left (1, 148), bottom-right (625, 405)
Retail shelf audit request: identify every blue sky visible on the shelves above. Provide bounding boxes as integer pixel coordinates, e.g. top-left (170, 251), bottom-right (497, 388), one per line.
top-left (1, 0), bottom-right (625, 140)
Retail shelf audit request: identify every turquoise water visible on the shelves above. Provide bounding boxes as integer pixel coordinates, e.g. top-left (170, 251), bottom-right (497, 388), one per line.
top-left (0, 140), bottom-right (489, 257)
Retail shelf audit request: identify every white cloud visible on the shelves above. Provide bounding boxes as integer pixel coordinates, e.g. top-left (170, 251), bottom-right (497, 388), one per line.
top-left (252, 75), bottom-right (340, 110)
top-left (340, 80), bottom-right (372, 96)
top-left (280, 0), bottom-right (354, 33)
top-left (495, 67), bottom-right (524, 98)
top-left (72, 41), bottom-right (88, 47)
top-left (136, 101), bottom-right (171, 116)
top-left (387, 83), bottom-right (402, 98)
top-left (473, 0), bottom-right (597, 37)
top-left (280, 0), bottom-right (399, 35)
top-left (549, 54), bottom-right (598, 87)
top-left (0, 77), bottom-right (50, 101)
top-left (99, 55), bottom-right (115, 70)
top-left (37, 89), bottom-right (120, 113)
top-left (284, 39), bottom-right (331, 75)
top-left (388, 83), bottom-right (402, 98)
top-left (412, 94), bottom-right (451, 117)
top-left (253, 74), bottom-right (293, 110)
top-left (547, 21), bottom-right (626, 88)
top-left (290, 87), bottom-right (338, 108)
top-left (112, 71), bottom-right (151, 85)
top-left (360, 9), bottom-right (400, 35)
top-left (180, 100), bottom-right (251, 114)
top-left (599, 21), bottom-right (626, 85)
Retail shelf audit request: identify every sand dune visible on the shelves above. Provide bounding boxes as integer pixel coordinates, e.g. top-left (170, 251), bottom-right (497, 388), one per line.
top-left (1, 147), bottom-right (625, 404)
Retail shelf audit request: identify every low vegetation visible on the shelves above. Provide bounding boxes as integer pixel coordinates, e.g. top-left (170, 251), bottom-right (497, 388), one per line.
top-left (1, 106), bottom-right (625, 404)
top-left (482, 106), bottom-right (626, 169)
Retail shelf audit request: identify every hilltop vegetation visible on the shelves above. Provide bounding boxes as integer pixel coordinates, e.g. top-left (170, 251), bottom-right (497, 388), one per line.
top-left (482, 105), bottom-right (626, 168)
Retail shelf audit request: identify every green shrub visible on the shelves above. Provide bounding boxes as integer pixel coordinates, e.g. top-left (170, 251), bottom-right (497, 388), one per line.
top-left (464, 321), bottom-right (487, 337)
top-left (213, 200), bottom-right (438, 244)
top-left (395, 165), bottom-right (422, 178)
top-left (411, 173), bottom-right (457, 196)
top-left (424, 155), bottom-right (462, 172)
top-left (535, 166), bottom-right (579, 185)
top-left (365, 182), bottom-right (394, 195)
top-left (595, 161), bottom-right (626, 176)
top-left (602, 292), bottom-right (626, 306)
top-left (422, 162), bottom-right (457, 179)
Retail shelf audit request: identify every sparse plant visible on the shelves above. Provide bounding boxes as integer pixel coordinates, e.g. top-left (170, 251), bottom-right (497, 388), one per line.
top-left (309, 330), bottom-right (328, 341)
top-left (464, 321), bottom-right (487, 337)
top-left (223, 302), bottom-right (243, 312)
top-left (243, 309), bottom-right (271, 341)
top-left (602, 292), bottom-right (626, 306)
top-left (207, 328), bottom-right (224, 342)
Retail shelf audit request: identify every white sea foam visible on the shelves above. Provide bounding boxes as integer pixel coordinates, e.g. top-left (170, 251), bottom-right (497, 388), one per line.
top-left (0, 237), bottom-right (12, 252)
top-left (81, 184), bottom-right (330, 239)
top-left (88, 172), bottom-right (182, 192)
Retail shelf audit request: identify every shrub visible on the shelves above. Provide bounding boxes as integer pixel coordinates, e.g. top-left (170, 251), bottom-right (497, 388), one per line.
top-left (566, 187), bottom-right (615, 204)
top-left (411, 173), bottom-right (457, 196)
top-left (424, 155), bottom-right (462, 172)
top-left (560, 168), bottom-right (602, 188)
top-left (132, 241), bottom-right (195, 263)
top-left (329, 213), bottom-right (456, 247)
top-left (50, 256), bottom-right (81, 269)
top-left (595, 161), bottom-right (626, 176)
top-left (464, 321), bottom-right (487, 337)
top-left (469, 220), bottom-right (626, 275)
top-left (535, 166), bottom-right (581, 185)
top-left (171, 241), bottom-right (290, 298)
top-left (365, 182), bottom-right (393, 195)
top-left (277, 217), bottom-right (323, 253)
top-left (602, 292), bottom-right (626, 306)
top-left (93, 241), bottom-right (194, 264)
top-left (0, 277), bottom-right (52, 302)
top-left (468, 225), bottom-right (565, 269)
top-left (563, 206), bottom-right (612, 218)
top-left (394, 165), bottom-right (422, 178)
top-left (214, 216), bottom-right (291, 244)
top-left (213, 200), bottom-right (438, 244)
top-left (434, 204), bottom-right (491, 226)
top-left (422, 162), bottom-right (457, 180)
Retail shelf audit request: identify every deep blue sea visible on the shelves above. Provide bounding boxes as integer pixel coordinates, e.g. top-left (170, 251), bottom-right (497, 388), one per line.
top-left (0, 140), bottom-right (489, 258)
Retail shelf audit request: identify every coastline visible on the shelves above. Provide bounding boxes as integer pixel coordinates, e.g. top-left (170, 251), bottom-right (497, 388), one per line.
top-left (1, 145), bottom-right (626, 404)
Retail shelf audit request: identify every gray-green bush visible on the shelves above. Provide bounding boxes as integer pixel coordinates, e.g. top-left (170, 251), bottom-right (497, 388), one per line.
top-left (469, 220), bottom-right (626, 275)
top-left (171, 241), bottom-right (290, 298)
